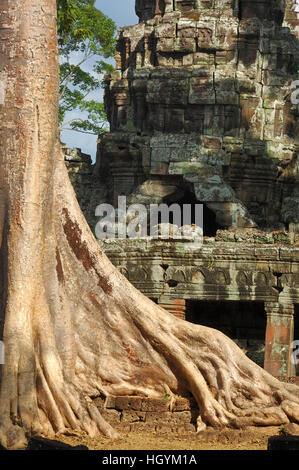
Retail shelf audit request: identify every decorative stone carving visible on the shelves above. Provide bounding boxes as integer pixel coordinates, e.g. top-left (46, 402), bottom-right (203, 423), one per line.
top-left (98, 233), bottom-right (299, 377)
top-left (99, 237), bottom-right (299, 305)
top-left (191, 269), bottom-right (205, 283)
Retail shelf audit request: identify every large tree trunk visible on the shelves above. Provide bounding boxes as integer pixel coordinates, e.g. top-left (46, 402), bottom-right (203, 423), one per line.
top-left (1, 0), bottom-right (299, 450)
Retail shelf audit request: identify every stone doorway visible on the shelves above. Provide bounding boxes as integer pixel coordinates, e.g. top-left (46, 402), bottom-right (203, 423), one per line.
top-left (162, 188), bottom-right (223, 237)
top-left (185, 300), bottom-right (266, 367)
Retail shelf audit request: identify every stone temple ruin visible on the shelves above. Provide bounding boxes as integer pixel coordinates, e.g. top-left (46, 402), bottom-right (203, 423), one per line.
top-left (64, 0), bottom-right (299, 390)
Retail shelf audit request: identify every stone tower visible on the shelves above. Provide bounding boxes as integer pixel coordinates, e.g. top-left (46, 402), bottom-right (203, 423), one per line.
top-left (97, 0), bottom-right (299, 234)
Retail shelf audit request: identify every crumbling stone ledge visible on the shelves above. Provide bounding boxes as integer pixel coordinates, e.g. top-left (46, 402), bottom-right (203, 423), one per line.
top-left (215, 230), bottom-right (299, 245)
top-left (98, 229), bottom-right (299, 249)
top-left (93, 395), bottom-right (198, 433)
top-left (92, 385), bottom-right (299, 433)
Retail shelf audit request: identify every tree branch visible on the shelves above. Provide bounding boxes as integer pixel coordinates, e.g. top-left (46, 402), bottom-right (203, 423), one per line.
top-left (62, 127), bottom-right (99, 135)
top-left (59, 51), bottom-right (94, 99)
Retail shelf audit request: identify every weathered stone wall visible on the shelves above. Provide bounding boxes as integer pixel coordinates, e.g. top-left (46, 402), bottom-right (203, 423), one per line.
top-left (62, 145), bottom-right (108, 231)
top-left (92, 382), bottom-right (299, 432)
top-left (99, 0), bottom-right (299, 231)
top-left (94, 395), bottom-right (198, 433)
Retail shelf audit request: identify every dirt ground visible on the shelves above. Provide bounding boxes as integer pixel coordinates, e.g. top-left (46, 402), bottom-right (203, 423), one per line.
top-left (55, 425), bottom-right (282, 451)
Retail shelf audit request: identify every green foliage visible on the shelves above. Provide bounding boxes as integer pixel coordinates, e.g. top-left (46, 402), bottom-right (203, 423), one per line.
top-left (208, 256), bottom-right (215, 271)
top-left (57, 0), bottom-right (116, 135)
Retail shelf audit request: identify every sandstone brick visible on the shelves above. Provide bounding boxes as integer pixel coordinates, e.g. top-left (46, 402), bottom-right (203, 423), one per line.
top-left (121, 410), bottom-right (146, 422)
top-left (114, 396), bottom-right (143, 411)
top-left (104, 396), bottom-right (116, 409)
top-left (150, 162), bottom-right (169, 175)
top-left (92, 396), bottom-right (105, 410)
top-left (175, 423), bottom-right (197, 434)
top-left (145, 411), bottom-right (172, 423)
top-left (141, 398), bottom-right (169, 412)
top-left (155, 424), bottom-right (176, 434)
top-left (130, 423), bottom-right (157, 433)
top-left (173, 397), bottom-right (197, 411)
top-left (102, 409), bottom-right (121, 423)
top-left (171, 411), bottom-right (193, 423)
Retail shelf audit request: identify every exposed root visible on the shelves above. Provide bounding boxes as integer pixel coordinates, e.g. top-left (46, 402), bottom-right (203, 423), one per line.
top-left (0, 420), bottom-right (28, 451)
top-left (196, 415), bottom-right (207, 433)
top-left (35, 357), bottom-right (120, 441)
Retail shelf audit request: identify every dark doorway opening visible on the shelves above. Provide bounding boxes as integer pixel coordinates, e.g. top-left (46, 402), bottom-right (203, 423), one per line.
top-left (163, 189), bottom-right (222, 237)
top-left (186, 300), bottom-right (266, 367)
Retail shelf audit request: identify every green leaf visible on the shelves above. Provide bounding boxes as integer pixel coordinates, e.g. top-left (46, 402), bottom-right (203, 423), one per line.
top-left (57, 0), bottom-right (116, 136)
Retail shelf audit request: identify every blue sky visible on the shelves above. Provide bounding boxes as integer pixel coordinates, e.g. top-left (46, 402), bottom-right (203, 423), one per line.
top-left (60, 1), bottom-right (138, 161)
top-left (95, 0), bottom-right (138, 28)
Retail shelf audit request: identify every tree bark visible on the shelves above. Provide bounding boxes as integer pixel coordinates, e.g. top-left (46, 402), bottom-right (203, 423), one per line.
top-left (0, 0), bottom-right (299, 450)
